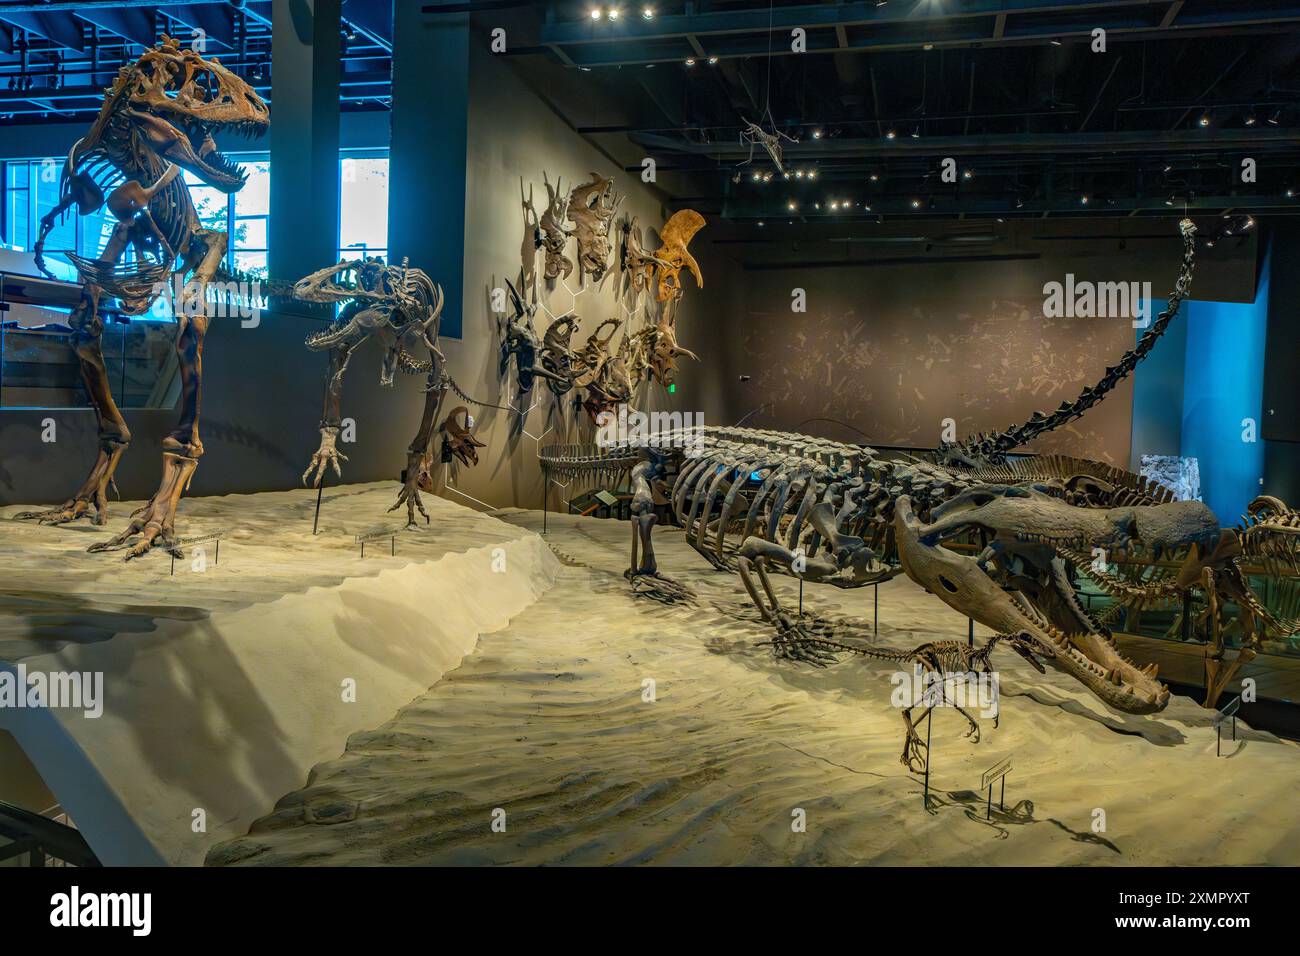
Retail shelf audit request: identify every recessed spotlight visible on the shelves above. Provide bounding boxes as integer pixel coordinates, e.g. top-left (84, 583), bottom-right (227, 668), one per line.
top-left (923, 43), bottom-right (934, 51)
top-left (757, 220), bottom-right (765, 227)
top-left (787, 201), bottom-right (797, 211)
top-left (642, 6), bottom-right (654, 19)
top-left (752, 171), bottom-right (762, 181)
top-left (807, 169), bottom-right (817, 180)
top-left (1080, 194), bottom-right (1090, 205)
top-left (869, 173), bottom-right (879, 182)
top-left (885, 129), bottom-right (897, 140)
top-left (911, 198), bottom-right (922, 209)
top-left (1287, 188), bottom-right (1296, 198)
top-left (708, 56), bottom-right (718, 65)
top-left (812, 129), bottom-right (823, 139)
top-left (963, 169), bottom-right (973, 180)
top-left (591, 8), bottom-right (602, 19)
top-left (782, 171), bottom-right (791, 180)
top-left (685, 58), bottom-right (696, 66)
top-left (1198, 115), bottom-right (1210, 127)
top-left (795, 169), bottom-right (805, 179)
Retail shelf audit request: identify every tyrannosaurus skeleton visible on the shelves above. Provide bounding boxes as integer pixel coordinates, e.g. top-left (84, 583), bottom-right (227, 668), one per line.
top-left (16, 36), bottom-right (269, 558)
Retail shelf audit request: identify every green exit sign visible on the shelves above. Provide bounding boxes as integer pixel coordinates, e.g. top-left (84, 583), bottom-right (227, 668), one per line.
top-left (668, 383), bottom-right (676, 393)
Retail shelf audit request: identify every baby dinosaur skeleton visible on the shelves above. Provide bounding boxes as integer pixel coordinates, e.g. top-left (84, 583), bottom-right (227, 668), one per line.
top-left (541, 219), bottom-right (1300, 767)
top-left (16, 37), bottom-right (269, 558)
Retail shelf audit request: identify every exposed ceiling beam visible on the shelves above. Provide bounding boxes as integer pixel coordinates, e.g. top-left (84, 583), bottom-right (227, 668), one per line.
top-left (342, 0), bottom-right (392, 52)
top-left (160, 3), bottom-right (236, 50)
top-left (0, 11), bottom-right (85, 52)
top-left (534, 0), bottom-right (1300, 66)
top-left (632, 126), bottom-right (1300, 159)
top-left (75, 9), bottom-right (157, 48)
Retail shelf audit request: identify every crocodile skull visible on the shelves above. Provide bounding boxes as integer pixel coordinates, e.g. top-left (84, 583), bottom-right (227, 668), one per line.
top-left (893, 486), bottom-right (1221, 712)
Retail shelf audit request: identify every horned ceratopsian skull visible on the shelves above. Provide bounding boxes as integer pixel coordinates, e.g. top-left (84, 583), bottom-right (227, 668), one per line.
top-left (653, 209), bottom-right (705, 302)
top-left (567, 172), bottom-right (622, 282)
top-left (110, 35), bottom-right (269, 193)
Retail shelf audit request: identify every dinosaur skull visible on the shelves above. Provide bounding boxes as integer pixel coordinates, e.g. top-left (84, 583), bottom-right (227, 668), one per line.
top-left (893, 487), bottom-right (1219, 713)
top-left (653, 209), bottom-right (705, 302)
top-left (119, 35), bottom-right (268, 192)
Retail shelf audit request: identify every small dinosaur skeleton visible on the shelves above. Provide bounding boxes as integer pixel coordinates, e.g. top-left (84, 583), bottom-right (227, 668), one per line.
top-left (293, 256), bottom-right (455, 528)
top-left (541, 220), bottom-right (1300, 766)
top-left (16, 36), bottom-right (269, 558)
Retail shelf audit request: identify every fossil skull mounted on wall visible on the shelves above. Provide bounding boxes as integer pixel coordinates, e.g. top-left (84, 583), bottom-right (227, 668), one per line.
top-left (621, 217), bottom-right (666, 294)
top-left (538, 171), bottom-right (573, 281)
top-left (653, 209), bottom-right (705, 302)
top-left (567, 172), bottom-right (622, 282)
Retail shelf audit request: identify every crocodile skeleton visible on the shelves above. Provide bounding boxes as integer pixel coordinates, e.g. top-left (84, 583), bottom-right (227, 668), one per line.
top-left (539, 219), bottom-right (1300, 768)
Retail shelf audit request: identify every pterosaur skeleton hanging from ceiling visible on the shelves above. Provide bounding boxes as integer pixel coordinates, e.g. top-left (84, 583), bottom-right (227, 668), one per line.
top-left (542, 218), bottom-right (1300, 769)
top-left (738, 117), bottom-right (798, 176)
top-left (15, 36), bottom-right (270, 558)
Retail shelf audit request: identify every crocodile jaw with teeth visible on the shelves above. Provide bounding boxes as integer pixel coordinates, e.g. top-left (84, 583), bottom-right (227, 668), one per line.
top-left (893, 493), bottom-right (1194, 713)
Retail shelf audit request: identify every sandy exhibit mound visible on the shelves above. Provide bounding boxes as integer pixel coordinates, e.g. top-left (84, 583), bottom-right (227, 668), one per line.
top-left (207, 507), bottom-right (1300, 867)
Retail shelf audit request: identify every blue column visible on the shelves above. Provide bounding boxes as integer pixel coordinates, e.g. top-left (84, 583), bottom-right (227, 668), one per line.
top-left (387, 4), bottom-right (469, 338)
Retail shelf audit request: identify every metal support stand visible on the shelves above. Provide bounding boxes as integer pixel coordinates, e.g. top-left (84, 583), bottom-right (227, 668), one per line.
top-left (798, 577), bottom-right (804, 616)
top-left (542, 461), bottom-right (548, 535)
top-left (985, 776), bottom-right (1007, 819)
top-left (968, 617), bottom-right (974, 647)
top-left (312, 472), bottom-right (327, 535)
top-left (874, 583), bottom-right (879, 637)
top-left (922, 709), bottom-right (934, 810)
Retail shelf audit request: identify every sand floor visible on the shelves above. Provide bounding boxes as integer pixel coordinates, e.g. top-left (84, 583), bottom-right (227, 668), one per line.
top-left (206, 507), bottom-right (1300, 866)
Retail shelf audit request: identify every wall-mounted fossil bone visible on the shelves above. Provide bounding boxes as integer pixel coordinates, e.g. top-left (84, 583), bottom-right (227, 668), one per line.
top-left (653, 209), bottom-right (705, 302)
top-left (567, 172), bottom-right (622, 282)
top-left (439, 406), bottom-right (486, 467)
top-left (539, 172), bottom-right (574, 281)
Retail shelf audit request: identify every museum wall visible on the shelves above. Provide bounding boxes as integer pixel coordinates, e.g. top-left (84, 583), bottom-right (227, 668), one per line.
top-left (427, 41), bottom-right (741, 512)
top-left (719, 235), bottom-right (1258, 467)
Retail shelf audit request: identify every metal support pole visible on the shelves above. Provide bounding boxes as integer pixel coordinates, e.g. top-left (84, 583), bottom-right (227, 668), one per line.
top-left (313, 472), bottom-right (326, 535)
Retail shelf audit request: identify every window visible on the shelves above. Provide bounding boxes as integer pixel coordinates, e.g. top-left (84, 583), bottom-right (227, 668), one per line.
top-left (0, 150), bottom-right (389, 410)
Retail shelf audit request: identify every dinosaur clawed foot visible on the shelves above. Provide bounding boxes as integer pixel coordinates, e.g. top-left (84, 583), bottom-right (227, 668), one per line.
top-left (762, 614), bottom-right (840, 666)
top-left (88, 452), bottom-right (195, 560)
top-left (901, 727), bottom-right (929, 774)
top-left (626, 569), bottom-right (696, 605)
top-left (15, 496), bottom-right (107, 527)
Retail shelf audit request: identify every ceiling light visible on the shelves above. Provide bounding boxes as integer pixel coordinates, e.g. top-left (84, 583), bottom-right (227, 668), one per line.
top-left (885, 129), bottom-right (897, 140)
top-left (807, 169), bottom-right (817, 180)
top-left (910, 127), bottom-right (920, 139)
top-left (869, 173), bottom-right (879, 182)
top-left (591, 8), bottom-right (602, 19)
top-left (911, 198), bottom-right (922, 209)
top-left (752, 171), bottom-right (762, 181)
top-left (608, 8), bottom-right (620, 20)
top-left (787, 201), bottom-right (797, 210)
top-left (685, 58), bottom-right (696, 66)
top-left (1050, 38), bottom-right (1062, 46)
top-left (642, 6), bottom-right (654, 18)
top-left (1244, 111), bottom-right (1257, 127)
top-left (923, 43), bottom-right (934, 51)
top-left (1198, 114), bottom-right (1210, 127)
top-left (782, 171), bottom-right (791, 179)
top-left (757, 220), bottom-right (765, 227)
top-left (708, 56), bottom-right (719, 65)
top-left (963, 168), bottom-right (973, 180)
top-left (1080, 194), bottom-right (1089, 205)
top-left (812, 129), bottom-right (823, 139)
top-left (795, 169), bottom-right (805, 179)
top-left (1268, 109), bottom-right (1282, 126)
